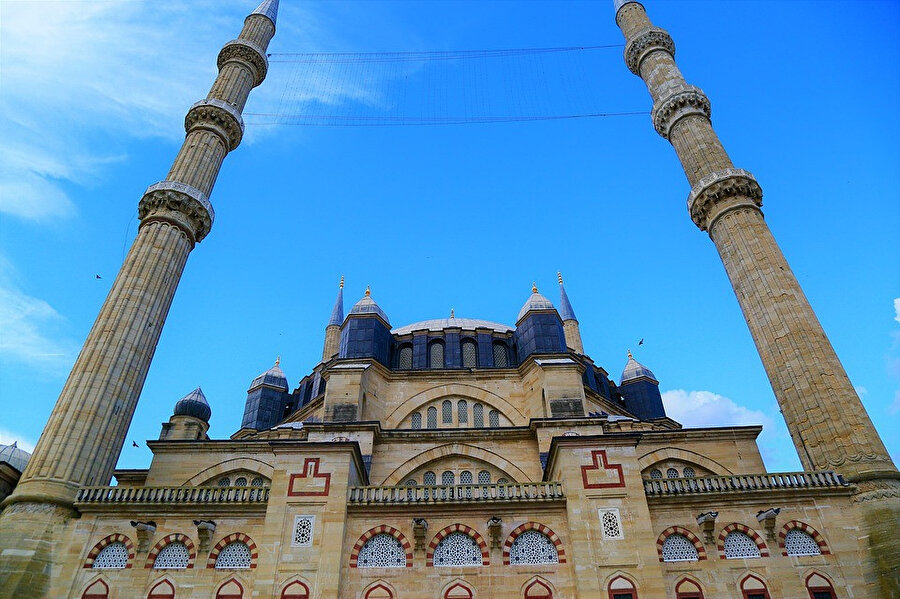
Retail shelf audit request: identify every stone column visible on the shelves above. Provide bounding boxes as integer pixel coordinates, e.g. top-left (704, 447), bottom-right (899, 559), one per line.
top-left (0, 5), bottom-right (278, 598)
top-left (614, 1), bottom-right (899, 594)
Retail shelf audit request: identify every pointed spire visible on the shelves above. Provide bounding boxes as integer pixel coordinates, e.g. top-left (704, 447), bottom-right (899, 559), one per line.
top-left (557, 271), bottom-right (577, 321)
top-left (328, 276), bottom-right (344, 326)
top-left (275, 355), bottom-right (280, 366)
top-left (251, 0), bottom-right (280, 27)
top-left (621, 350), bottom-right (657, 384)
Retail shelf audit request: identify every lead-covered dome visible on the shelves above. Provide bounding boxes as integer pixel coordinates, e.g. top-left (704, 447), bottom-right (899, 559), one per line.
top-left (0, 441), bottom-right (31, 473)
top-left (516, 284), bottom-right (556, 322)
top-left (392, 318), bottom-right (512, 335)
top-left (250, 359), bottom-right (289, 391)
top-left (350, 287), bottom-right (390, 324)
top-left (620, 352), bottom-right (658, 384)
top-left (173, 386), bottom-right (212, 422)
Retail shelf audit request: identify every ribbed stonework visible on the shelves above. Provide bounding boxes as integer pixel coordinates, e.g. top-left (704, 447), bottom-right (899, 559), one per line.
top-left (614, 2), bottom-right (899, 594)
top-left (0, 5), bottom-right (278, 598)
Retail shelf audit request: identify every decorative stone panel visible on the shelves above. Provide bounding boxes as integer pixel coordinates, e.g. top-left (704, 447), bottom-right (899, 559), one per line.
top-left (426, 524), bottom-right (490, 567)
top-left (581, 449), bottom-right (625, 489)
top-left (288, 458), bottom-right (331, 497)
top-left (349, 525), bottom-right (413, 568)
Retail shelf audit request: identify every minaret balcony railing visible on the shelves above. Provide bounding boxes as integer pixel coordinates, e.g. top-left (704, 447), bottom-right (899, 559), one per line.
top-left (74, 485), bottom-right (269, 512)
top-left (348, 481), bottom-right (565, 507)
top-left (644, 471), bottom-right (849, 498)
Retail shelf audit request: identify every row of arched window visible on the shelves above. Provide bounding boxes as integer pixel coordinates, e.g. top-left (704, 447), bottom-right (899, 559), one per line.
top-left (85, 533), bottom-right (256, 571)
top-left (410, 400), bottom-right (501, 429)
top-left (81, 577), bottom-right (308, 599)
top-left (395, 339), bottom-right (510, 370)
top-left (659, 521), bottom-right (828, 563)
top-left (405, 470), bottom-right (507, 487)
top-left (649, 467), bottom-right (695, 479)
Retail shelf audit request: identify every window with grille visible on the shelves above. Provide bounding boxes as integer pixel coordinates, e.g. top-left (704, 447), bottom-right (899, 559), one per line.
top-left (215, 542), bottom-right (252, 569)
top-left (153, 541), bottom-right (190, 569)
top-left (424, 471), bottom-right (436, 485)
top-left (458, 400), bottom-right (468, 424)
top-left (460, 471), bottom-right (473, 484)
top-left (293, 515), bottom-right (314, 547)
top-left (250, 477), bottom-right (265, 487)
top-left (432, 532), bottom-right (483, 566)
top-left (682, 467), bottom-right (695, 478)
top-left (405, 479), bottom-right (417, 486)
top-left (492, 342), bottom-right (509, 367)
top-left (398, 345), bottom-right (413, 369)
top-left (442, 400), bottom-right (453, 424)
top-left (497, 477), bottom-right (508, 497)
top-left (442, 471), bottom-right (455, 485)
top-left (473, 403), bottom-right (484, 427)
top-left (218, 477), bottom-right (231, 487)
top-left (478, 470), bottom-right (491, 484)
top-left (427, 406), bottom-right (437, 428)
top-left (411, 412), bottom-right (422, 429)
top-left (784, 529), bottom-right (821, 556)
top-left (509, 530), bottom-right (559, 565)
top-left (234, 477), bottom-right (247, 487)
top-left (599, 508), bottom-right (624, 540)
top-left (661, 533), bottom-right (698, 562)
top-left (93, 542), bottom-right (129, 569)
top-left (461, 339), bottom-right (477, 368)
top-left (489, 410), bottom-right (500, 428)
top-left (723, 531), bottom-right (760, 559)
top-left (666, 468), bottom-right (679, 478)
top-left (357, 533), bottom-right (406, 568)
top-left (649, 469), bottom-right (662, 479)
top-left (429, 341), bottom-right (444, 368)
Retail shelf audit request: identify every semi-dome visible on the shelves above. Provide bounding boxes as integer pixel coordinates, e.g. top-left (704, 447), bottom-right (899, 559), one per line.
top-left (349, 287), bottom-right (390, 324)
top-left (173, 386), bottom-right (212, 422)
top-left (620, 351), bottom-right (658, 384)
top-left (250, 358), bottom-right (289, 391)
top-left (392, 318), bottom-right (513, 335)
top-left (516, 284), bottom-right (556, 322)
top-left (0, 441), bottom-right (31, 473)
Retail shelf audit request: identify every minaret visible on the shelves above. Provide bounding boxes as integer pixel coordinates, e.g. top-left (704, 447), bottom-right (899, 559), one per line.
top-left (322, 275), bottom-right (345, 360)
top-left (557, 272), bottom-right (583, 354)
top-left (613, 0), bottom-right (898, 590)
top-left (0, 2), bottom-right (279, 595)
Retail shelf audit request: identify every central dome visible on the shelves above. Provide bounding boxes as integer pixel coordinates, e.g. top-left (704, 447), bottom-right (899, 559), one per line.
top-left (392, 318), bottom-right (512, 335)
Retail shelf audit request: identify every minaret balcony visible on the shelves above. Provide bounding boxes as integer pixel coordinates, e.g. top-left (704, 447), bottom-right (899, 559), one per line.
top-left (347, 481), bottom-right (565, 508)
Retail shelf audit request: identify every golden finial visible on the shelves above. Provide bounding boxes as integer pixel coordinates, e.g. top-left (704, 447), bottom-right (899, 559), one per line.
top-left (275, 355), bottom-right (281, 366)
top-left (627, 349), bottom-right (633, 359)
top-left (532, 282), bottom-right (538, 294)
top-left (339, 275), bottom-right (344, 289)
top-left (450, 308), bottom-right (455, 319)
top-left (557, 271), bottom-right (564, 285)
top-left (365, 285), bottom-right (371, 297)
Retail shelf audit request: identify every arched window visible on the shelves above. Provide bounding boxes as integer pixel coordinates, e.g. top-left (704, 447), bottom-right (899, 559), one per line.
top-left (473, 403), bottom-right (484, 427)
top-left (442, 471), bottom-right (455, 485)
top-left (444, 583), bottom-right (474, 599)
top-left (93, 542), bottom-right (129, 569)
top-left (682, 467), bottom-right (695, 478)
top-left (493, 341), bottom-right (509, 367)
top-left (489, 409), bottom-right (500, 428)
top-left (424, 471), bottom-right (436, 485)
top-left (427, 406), bottom-right (438, 428)
top-left (82, 580), bottom-right (109, 599)
top-left (460, 471), bottom-right (473, 484)
top-left (457, 400), bottom-right (468, 424)
top-left (666, 468), bottom-right (679, 478)
top-left (461, 339), bottom-right (477, 368)
top-left (524, 579), bottom-right (553, 599)
top-left (509, 531), bottom-right (559, 565)
top-left (215, 542), bottom-right (252, 569)
top-left (148, 580), bottom-right (175, 599)
top-left (442, 400), bottom-right (453, 424)
top-left (649, 469), bottom-right (662, 479)
top-left (411, 412), bottom-right (422, 429)
top-left (250, 477), bottom-right (264, 487)
top-left (429, 341), bottom-right (445, 368)
top-left (364, 583), bottom-right (394, 599)
top-left (675, 578), bottom-right (704, 599)
top-left (234, 477), bottom-right (247, 487)
top-left (216, 579), bottom-right (244, 599)
top-left (281, 580), bottom-right (310, 599)
top-left (218, 477), bottom-right (231, 487)
top-left (724, 531), bottom-right (761, 559)
top-left (405, 478), bottom-right (417, 487)
top-left (398, 344), bottom-right (413, 370)
top-left (608, 575), bottom-right (638, 599)
top-left (785, 529), bottom-right (821, 557)
top-left (153, 542), bottom-right (190, 569)
top-left (805, 573), bottom-right (836, 599)
top-left (740, 574), bottom-right (770, 599)
top-left (478, 470), bottom-right (491, 484)
top-left (661, 534), bottom-right (699, 562)
top-left (357, 533), bottom-right (406, 568)
top-left (433, 532), bottom-right (483, 566)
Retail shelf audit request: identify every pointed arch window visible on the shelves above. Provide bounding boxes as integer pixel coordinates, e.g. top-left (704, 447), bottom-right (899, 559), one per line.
top-left (509, 531), bottom-right (559, 565)
top-left (357, 533), bottom-right (406, 568)
top-left (398, 344), bottom-right (413, 370)
top-left (608, 575), bottom-right (638, 599)
top-left (805, 573), bottom-right (836, 599)
top-left (433, 532), bottom-right (483, 566)
top-left (281, 581), bottom-right (310, 599)
top-left (93, 542), bottom-right (129, 569)
top-left (216, 579), bottom-right (244, 599)
top-left (411, 412), bottom-right (422, 429)
top-left (429, 341), bottom-right (445, 368)
top-left (442, 400), bottom-right (453, 424)
top-left (724, 531), bottom-right (761, 559)
top-left (427, 406), bottom-right (438, 428)
top-left (153, 542), bottom-right (190, 569)
top-left (785, 529), bottom-right (821, 557)
top-left (82, 580), bottom-right (110, 599)
top-left (461, 339), bottom-right (477, 368)
top-left (214, 542), bottom-right (252, 569)
top-left (740, 575), bottom-right (770, 599)
top-left (493, 341), bottom-right (509, 367)
top-left (661, 534), bottom-right (699, 562)
top-left (473, 403), bottom-right (484, 428)
top-left (458, 400), bottom-right (468, 424)
top-left (148, 580), bottom-right (176, 599)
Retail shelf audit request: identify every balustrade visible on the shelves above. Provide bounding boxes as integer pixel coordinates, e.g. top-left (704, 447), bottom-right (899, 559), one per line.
top-left (348, 481), bottom-right (564, 505)
top-left (644, 471), bottom-right (847, 497)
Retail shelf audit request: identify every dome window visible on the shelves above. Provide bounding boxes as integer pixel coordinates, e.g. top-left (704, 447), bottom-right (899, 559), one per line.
top-left (428, 341), bottom-right (445, 368)
top-left (461, 339), bottom-right (477, 368)
top-left (397, 344), bottom-right (413, 370)
top-left (492, 342), bottom-right (509, 368)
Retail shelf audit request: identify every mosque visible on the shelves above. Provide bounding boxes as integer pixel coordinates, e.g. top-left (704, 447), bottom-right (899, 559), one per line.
top-left (0, 0), bottom-right (897, 598)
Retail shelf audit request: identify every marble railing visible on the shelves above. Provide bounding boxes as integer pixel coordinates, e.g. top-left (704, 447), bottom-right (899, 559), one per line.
top-left (75, 485), bottom-right (269, 506)
top-left (348, 481), bottom-right (565, 505)
top-left (644, 471), bottom-right (848, 497)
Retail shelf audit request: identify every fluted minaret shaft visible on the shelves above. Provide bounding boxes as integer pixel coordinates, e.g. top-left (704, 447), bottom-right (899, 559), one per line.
top-left (6, 7), bottom-right (277, 510)
top-left (615, 1), bottom-right (897, 484)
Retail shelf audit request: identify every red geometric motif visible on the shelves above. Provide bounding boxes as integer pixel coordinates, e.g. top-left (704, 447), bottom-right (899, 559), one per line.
top-left (581, 449), bottom-right (625, 489)
top-left (288, 458), bottom-right (331, 497)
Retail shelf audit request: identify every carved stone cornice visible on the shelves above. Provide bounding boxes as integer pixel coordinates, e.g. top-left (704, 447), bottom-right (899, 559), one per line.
top-left (138, 181), bottom-right (215, 243)
top-left (218, 39), bottom-right (269, 87)
top-left (184, 99), bottom-right (244, 151)
top-left (624, 27), bottom-right (675, 76)
top-left (687, 168), bottom-right (762, 232)
top-left (651, 84), bottom-right (710, 139)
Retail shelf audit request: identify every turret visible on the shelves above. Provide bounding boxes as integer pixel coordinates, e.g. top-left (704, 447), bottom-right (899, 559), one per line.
top-left (557, 272), bottom-right (584, 354)
top-left (514, 283), bottom-right (567, 360)
top-left (160, 387), bottom-right (211, 441)
top-left (618, 351), bottom-right (665, 420)
top-left (339, 287), bottom-right (392, 367)
top-left (240, 358), bottom-right (292, 431)
top-left (322, 276), bottom-right (344, 361)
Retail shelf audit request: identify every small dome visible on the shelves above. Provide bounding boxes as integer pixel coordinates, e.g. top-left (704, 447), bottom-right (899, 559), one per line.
top-left (173, 386), bottom-right (212, 422)
top-left (0, 441), bottom-right (31, 473)
top-left (349, 287), bottom-right (390, 324)
top-left (250, 359), bottom-right (289, 391)
top-left (620, 352), bottom-right (658, 384)
top-left (516, 284), bottom-right (556, 322)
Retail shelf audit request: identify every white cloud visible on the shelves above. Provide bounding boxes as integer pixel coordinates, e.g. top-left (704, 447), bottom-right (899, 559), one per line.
top-left (0, 430), bottom-right (36, 454)
top-left (894, 298), bottom-right (900, 324)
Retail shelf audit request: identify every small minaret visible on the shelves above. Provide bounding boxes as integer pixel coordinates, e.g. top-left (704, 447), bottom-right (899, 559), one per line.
top-left (514, 283), bottom-right (567, 360)
top-left (557, 272), bottom-right (584, 354)
top-left (618, 351), bottom-right (664, 420)
top-left (160, 387), bottom-right (212, 441)
top-left (339, 286), bottom-right (392, 366)
top-left (322, 276), bottom-right (344, 361)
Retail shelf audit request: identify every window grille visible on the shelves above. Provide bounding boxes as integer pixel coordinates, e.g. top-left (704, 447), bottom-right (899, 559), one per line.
top-left (293, 515), bottom-right (314, 547)
top-left (784, 529), bottom-right (821, 556)
top-left (215, 541), bottom-right (252, 569)
top-left (427, 406), bottom-right (437, 429)
top-left (477, 470), bottom-right (491, 484)
top-left (649, 469), bottom-right (662, 479)
top-left (93, 542), bottom-right (129, 569)
top-left (473, 403), bottom-right (484, 428)
top-left (493, 342), bottom-right (509, 367)
top-left (234, 477), bottom-right (247, 487)
top-left (460, 471), bottom-right (473, 484)
top-left (429, 342), bottom-right (444, 368)
top-left (723, 531), bottom-right (760, 559)
top-left (442, 400), bottom-right (453, 424)
top-left (398, 345), bottom-right (413, 370)
top-left (661, 534), bottom-right (699, 562)
top-left (424, 471), bottom-right (436, 485)
top-left (458, 400), bottom-right (468, 424)
top-left (600, 508), bottom-right (624, 540)
top-left (154, 541), bottom-right (190, 569)
top-left (442, 471), bottom-right (455, 485)
top-left (666, 468), bottom-right (679, 478)
top-left (497, 477), bottom-right (508, 497)
top-left (405, 479), bottom-right (417, 486)
top-left (250, 477), bottom-right (264, 487)
top-left (432, 532), bottom-right (483, 566)
top-left (357, 533), bottom-right (406, 568)
top-left (218, 477), bottom-right (231, 487)
top-left (411, 412), bottom-right (422, 429)
top-left (509, 530), bottom-right (559, 565)
top-left (682, 467), bottom-right (695, 478)
top-left (489, 410), bottom-right (500, 428)
top-left (462, 340), bottom-right (477, 368)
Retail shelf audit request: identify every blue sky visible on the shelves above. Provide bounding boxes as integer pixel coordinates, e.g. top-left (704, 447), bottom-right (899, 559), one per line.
top-left (1, 0), bottom-right (898, 475)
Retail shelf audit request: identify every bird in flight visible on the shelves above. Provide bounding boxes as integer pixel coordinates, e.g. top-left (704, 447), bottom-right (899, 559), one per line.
top-left (95, 274), bottom-right (102, 279)
top-left (132, 441), bottom-right (139, 448)
top-left (638, 338), bottom-right (644, 346)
